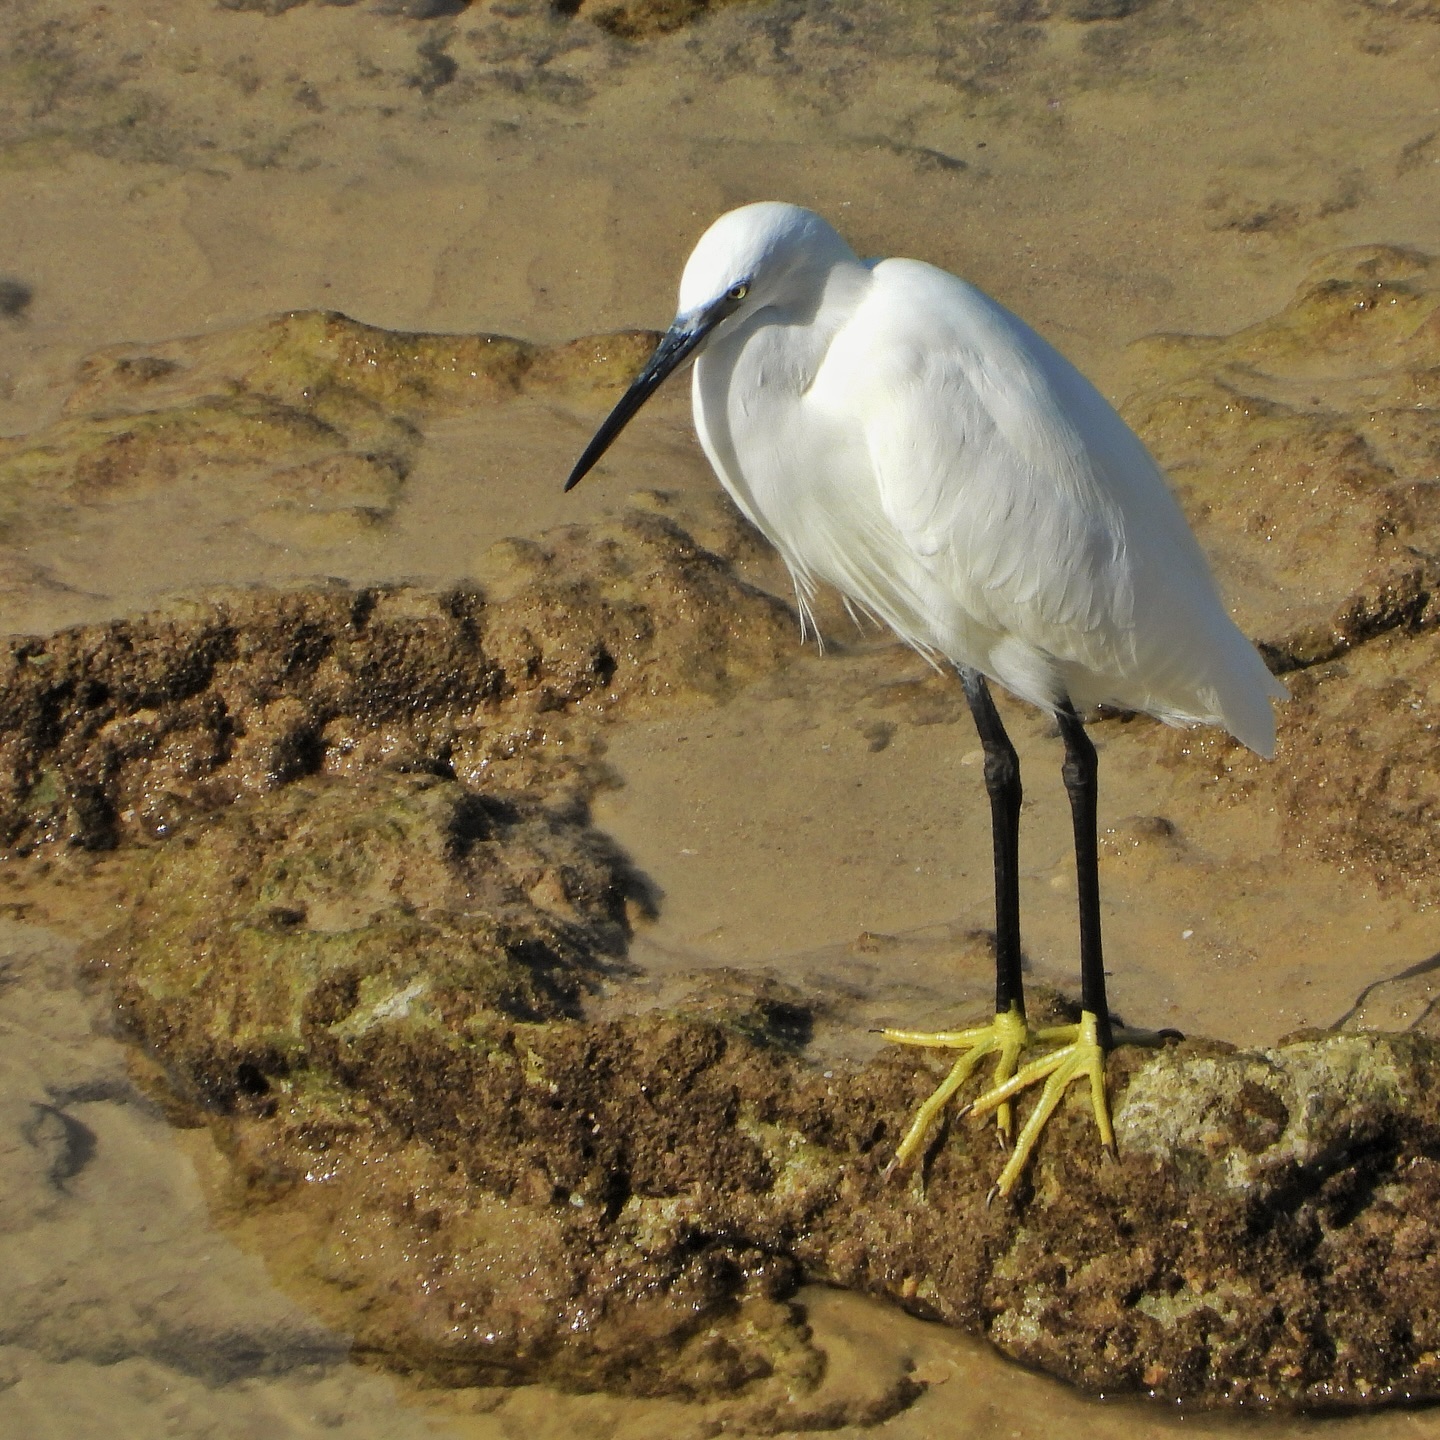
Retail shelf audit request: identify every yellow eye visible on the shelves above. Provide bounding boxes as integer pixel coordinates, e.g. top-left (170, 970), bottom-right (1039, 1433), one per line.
top-left (727, 283), bottom-right (749, 301)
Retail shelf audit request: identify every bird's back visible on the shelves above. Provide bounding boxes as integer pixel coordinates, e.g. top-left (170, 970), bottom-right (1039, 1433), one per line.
top-left (695, 254), bottom-right (1285, 756)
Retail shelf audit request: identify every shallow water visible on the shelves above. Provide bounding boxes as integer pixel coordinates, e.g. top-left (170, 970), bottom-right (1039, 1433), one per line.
top-left (3, 0), bottom-right (1440, 1435)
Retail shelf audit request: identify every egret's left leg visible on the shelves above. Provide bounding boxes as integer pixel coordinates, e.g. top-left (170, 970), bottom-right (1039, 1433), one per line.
top-left (882, 670), bottom-right (1037, 1180)
top-left (881, 1005), bottom-right (1030, 1179)
top-left (968, 703), bottom-right (1116, 1198)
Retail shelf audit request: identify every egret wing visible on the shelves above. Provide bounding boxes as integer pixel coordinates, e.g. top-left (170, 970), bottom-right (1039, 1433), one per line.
top-left (813, 259), bottom-right (1283, 751)
top-left (825, 260), bottom-right (1134, 662)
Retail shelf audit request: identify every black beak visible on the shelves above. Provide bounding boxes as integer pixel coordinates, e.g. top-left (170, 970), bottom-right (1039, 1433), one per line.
top-left (564, 302), bottom-right (730, 493)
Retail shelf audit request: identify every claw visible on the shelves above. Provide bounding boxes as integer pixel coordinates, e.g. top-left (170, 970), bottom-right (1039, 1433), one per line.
top-left (882, 1006), bottom-right (1032, 1178)
top-left (884, 1007), bottom-right (1117, 1198)
top-left (972, 1010), bottom-right (1114, 1200)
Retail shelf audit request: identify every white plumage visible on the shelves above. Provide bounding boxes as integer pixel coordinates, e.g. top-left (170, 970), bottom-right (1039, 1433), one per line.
top-left (678, 202), bottom-right (1284, 754)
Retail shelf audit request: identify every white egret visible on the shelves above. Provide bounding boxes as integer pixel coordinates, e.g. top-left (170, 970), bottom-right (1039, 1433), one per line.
top-left (565, 202), bottom-right (1285, 1198)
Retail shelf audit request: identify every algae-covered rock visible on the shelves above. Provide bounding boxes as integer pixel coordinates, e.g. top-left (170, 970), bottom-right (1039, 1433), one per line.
top-left (1255, 630), bottom-right (1440, 897)
top-left (1134, 588), bottom-right (1440, 905)
top-left (0, 507), bottom-right (791, 853)
top-left (973, 1033), bottom-right (1440, 1406)
top-left (95, 766), bottom-right (1440, 1409)
top-left (1118, 246), bottom-right (1440, 904)
top-left (105, 775), bottom-right (633, 1102)
top-left (1124, 245), bottom-right (1440, 667)
top-left (97, 770), bottom-right (840, 1402)
top-left (62, 311), bottom-right (659, 421)
top-left (0, 312), bottom-right (658, 562)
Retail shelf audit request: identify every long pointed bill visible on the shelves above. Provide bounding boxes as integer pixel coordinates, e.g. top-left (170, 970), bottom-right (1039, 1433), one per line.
top-left (564, 307), bottom-right (724, 492)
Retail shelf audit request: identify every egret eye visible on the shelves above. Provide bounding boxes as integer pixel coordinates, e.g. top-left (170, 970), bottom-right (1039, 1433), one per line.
top-left (727, 282), bottom-right (750, 302)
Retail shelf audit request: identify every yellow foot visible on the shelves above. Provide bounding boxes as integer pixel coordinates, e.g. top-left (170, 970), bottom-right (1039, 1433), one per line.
top-left (967, 1010), bottom-right (1115, 1200)
top-left (880, 1006), bottom-right (1032, 1179)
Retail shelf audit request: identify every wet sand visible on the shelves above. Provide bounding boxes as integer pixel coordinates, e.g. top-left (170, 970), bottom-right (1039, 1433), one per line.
top-left (3, 0), bottom-right (1440, 1435)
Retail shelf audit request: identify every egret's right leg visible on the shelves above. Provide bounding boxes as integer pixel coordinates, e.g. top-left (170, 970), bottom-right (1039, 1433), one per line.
top-left (962, 668), bottom-right (1025, 1027)
top-left (882, 669), bottom-right (1032, 1178)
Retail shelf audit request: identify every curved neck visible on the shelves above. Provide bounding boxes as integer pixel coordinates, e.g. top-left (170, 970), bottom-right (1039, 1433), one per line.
top-left (731, 256), bottom-right (872, 390)
top-left (690, 257), bottom-right (870, 537)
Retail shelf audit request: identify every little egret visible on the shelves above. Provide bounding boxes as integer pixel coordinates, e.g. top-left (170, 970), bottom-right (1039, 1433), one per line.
top-left (564, 202), bottom-right (1285, 1198)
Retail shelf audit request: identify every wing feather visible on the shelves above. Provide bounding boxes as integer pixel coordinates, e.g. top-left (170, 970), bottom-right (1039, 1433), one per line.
top-left (810, 259), bottom-right (1284, 748)
top-left (822, 261), bottom-right (1133, 669)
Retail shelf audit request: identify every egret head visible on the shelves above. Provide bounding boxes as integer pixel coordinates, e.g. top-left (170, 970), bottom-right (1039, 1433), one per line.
top-left (564, 202), bottom-right (854, 492)
top-left (677, 202), bottom-right (853, 316)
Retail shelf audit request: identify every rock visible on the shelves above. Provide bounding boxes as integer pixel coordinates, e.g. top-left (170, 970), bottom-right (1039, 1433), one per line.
top-left (0, 507), bottom-right (792, 854)
top-left (0, 312), bottom-right (657, 561)
top-left (89, 765), bottom-right (1440, 1409)
top-left (62, 311), bottom-right (658, 419)
top-left (1120, 246), bottom-right (1440, 906)
top-left (1124, 244), bottom-right (1440, 667)
top-left (1133, 606), bottom-right (1440, 907)
top-left (555, 0), bottom-right (713, 41)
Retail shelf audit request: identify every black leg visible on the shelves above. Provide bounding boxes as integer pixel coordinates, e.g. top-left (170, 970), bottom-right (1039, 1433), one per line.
top-left (1055, 702), bottom-right (1113, 1050)
top-left (959, 668), bottom-right (1024, 1019)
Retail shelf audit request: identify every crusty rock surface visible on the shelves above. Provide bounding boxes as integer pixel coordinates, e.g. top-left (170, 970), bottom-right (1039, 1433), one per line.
top-left (0, 506), bottom-right (790, 855)
top-left (0, 312), bottom-right (657, 555)
top-left (93, 766), bottom-right (1440, 1410)
top-left (1120, 246), bottom-right (1440, 905)
top-left (1125, 243), bottom-right (1440, 667)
